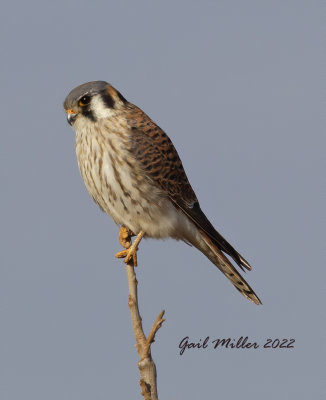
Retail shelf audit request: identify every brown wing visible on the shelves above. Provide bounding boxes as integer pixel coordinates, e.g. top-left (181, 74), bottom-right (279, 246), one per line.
top-left (127, 106), bottom-right (252, 272)
top-left (126, 106), bottom-right (198, 208)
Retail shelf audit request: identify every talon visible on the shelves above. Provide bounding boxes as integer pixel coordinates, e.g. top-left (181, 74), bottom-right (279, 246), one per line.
top-left (115, 247), bottom-right (138, 266)
top-left (125, 248), bottom-right (138, 266)
top-left (118, 226), bottom-right (134, 249)
top-left (115, 249), bottom-right (128, 258)
top-left (115, 230), bottom-right (145, 267)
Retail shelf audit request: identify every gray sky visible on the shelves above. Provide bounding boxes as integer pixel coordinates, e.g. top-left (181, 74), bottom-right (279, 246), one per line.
top-left (1, 1), bottom-right (324, 399)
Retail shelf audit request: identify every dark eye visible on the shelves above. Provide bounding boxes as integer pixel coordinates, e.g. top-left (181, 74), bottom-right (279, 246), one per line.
top-left (79, 95), bottom-right (91, 106)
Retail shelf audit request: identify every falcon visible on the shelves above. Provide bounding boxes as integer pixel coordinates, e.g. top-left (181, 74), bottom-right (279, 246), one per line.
top-left (63, 81), bottom-right (261, 304)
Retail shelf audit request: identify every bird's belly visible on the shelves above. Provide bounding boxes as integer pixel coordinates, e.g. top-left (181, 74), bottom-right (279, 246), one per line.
top-left (76, 133), bottom-right (184, 239)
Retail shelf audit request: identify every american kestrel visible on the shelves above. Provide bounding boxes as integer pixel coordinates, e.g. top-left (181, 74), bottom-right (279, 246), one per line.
top-left (64, 81), bottom-right (261, 304)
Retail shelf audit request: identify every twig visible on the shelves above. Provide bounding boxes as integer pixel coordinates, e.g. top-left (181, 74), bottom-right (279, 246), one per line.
top-left (124, 247), bottom-right (165, 400)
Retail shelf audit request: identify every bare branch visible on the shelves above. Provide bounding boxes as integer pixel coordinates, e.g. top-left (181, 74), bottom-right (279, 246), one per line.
top-left (122, 231), bottom-right (165, 400)
top-left (143, 311), bottom-right (165, 358)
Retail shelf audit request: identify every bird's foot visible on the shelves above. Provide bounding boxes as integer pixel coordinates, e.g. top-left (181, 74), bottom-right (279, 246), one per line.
top-left (115, 230), bottom-right (145, 267)
top-left (115, 248), bottom-right (138, 266)
top-left (118, 225), bottom-right (134, 249)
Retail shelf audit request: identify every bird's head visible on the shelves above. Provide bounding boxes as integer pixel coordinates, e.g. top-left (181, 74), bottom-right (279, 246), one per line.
top-left (63, 81), bottom-right (127, 127)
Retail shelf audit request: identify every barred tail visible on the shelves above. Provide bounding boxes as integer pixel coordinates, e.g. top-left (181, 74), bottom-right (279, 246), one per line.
top-left (195, 229), bottom-right (262, 305)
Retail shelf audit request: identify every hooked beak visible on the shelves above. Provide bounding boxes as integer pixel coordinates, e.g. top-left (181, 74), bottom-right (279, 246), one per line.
top-left (66, 109), bottom-right (78, 126)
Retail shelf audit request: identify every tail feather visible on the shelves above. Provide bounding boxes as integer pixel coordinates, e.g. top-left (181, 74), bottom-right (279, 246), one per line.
top-left (178, 202), bottom-right (252, 272)
top-left (197, 229), bottom-right (262, 305)
top-left (174, 200), bottom-right (261, 304)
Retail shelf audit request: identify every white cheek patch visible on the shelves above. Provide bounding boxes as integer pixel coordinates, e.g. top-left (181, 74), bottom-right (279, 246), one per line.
top-left (74, 115), bottom-right (94, 133)
top-left (91, 95), bottom-right (117, 120)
